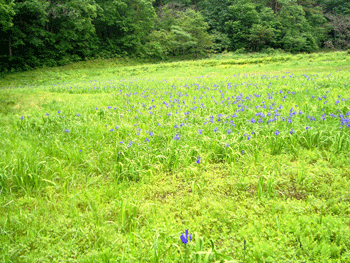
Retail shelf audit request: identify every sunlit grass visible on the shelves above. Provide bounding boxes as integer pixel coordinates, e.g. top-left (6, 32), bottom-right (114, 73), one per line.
top-left (1, 51), bottom-right (350, 262)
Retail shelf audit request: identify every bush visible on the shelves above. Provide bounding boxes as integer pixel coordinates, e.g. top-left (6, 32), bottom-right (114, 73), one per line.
top-left (261, 48), bottom-right (286, 55)
top-left (233, 47), bottom-right (246, 54)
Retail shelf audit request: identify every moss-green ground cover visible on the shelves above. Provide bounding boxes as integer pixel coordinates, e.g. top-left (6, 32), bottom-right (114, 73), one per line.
top-left (1, 52), bottom-right (350, 262)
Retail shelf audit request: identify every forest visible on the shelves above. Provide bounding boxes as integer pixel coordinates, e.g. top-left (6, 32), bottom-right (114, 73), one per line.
top-left (0, 0), bottom-right (349, 73)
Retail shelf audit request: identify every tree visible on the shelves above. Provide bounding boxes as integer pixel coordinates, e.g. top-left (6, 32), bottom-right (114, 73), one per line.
top-left (170, 25), bottom-right (197, 55)
top-left (143, 29), bottom-right (173, 58)
top-left (46, 0), bottom-right (99, 62)
top-left (0, 0), bottom-right (15, 32)
top-left (199, 0), bottom-right (230, 52)
top-left (248, 24), bottom-right (275, 51)
top-left (7, 0), bottom-right (50, 69)
top-left (199, 0), bottom-right (230, 33)
top-left (177, 9), bottom-right (213, 56)
top-left (325, 13), bottom-right (350, 49)
top-left (225, 0), bottom-right (260, 50)
top-left (93, 0), bottom-right (156, 57)
top-left (0, 0), bottom-right (15, 62)
top-left (145, 7), bottom-right (213, 57)
top-left (276, 0), bottom-right (319, 52)
top-left (317, 0), bottom-right (350, 16)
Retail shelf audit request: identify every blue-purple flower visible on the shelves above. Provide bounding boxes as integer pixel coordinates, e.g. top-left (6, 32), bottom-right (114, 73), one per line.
top-left (175, 134), bottom-right (179, 140)
top-left (127, 141), bottom-right (134, 148)
top-left (180, 229), bottom-right (192, 245)
top-left (64, 129), bottom-right (69, 133)
top-left (196, 156), bottom-right (202, 164)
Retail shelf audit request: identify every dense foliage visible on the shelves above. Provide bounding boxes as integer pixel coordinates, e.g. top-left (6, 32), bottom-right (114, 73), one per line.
top-left (0, 0), bottom-right (349, 73)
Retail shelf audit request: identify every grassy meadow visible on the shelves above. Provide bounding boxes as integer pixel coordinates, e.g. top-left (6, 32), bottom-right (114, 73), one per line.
top-left (1, 51), bottom-right (350, 262)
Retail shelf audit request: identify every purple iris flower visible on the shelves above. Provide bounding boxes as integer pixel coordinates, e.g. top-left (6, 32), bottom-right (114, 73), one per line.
top-left (180, 229), bottom-right (192, 245)
top-left (198, 129), bottom-right (203, 134)
top-left (175, 134), bottom-right (179, 140)
top-left (214, 127), bottom-right (218, 132)
top-left (196, 156), bottom-right (202, 164)
top-left (274, 130), bottom-right (279, 136)
top-left (20, 116), bottom-right (24, 120)
top-left (45, 113), bottom-right (49, 116)
top-left (64, 129), bottom-right (69, 133)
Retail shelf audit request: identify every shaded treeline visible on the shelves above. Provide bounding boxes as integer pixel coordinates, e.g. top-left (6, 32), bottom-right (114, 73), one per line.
top-left (0, 0), bottom-right (349, 73)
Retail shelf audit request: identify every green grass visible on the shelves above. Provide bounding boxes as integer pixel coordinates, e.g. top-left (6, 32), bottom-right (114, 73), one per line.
top-left (1, 51), bottom-right (350, 262)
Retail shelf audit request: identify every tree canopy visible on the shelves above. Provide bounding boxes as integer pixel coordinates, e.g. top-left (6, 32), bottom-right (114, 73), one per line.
top-left (0, 0), bottom-right (349, 73)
